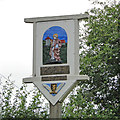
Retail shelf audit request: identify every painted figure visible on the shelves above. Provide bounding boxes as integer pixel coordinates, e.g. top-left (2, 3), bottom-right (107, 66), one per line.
top-left (49, 34), bottom-right (62, 61)
top-left (50, 84), bottom-right (57, 94)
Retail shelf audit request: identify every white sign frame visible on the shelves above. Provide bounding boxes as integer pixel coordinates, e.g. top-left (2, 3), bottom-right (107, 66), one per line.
top-left (23, 14), bottom-right (89, 105)
top-left (33, 19), bottom-right (79, 77)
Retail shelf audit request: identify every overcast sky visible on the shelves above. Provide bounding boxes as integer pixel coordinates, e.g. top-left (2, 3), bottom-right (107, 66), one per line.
top-left (0, 0), bottom-right (93, 87)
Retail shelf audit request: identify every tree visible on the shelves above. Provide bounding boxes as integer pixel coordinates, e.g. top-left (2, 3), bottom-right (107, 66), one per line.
top-left (1, 1), bottom-right (120, 119)
top-left (79, 0), bottom-right (120, 117)
top-left (63, 1), bottom-right (120, 119)
top-left (0, 75), bottom-right (49, 119)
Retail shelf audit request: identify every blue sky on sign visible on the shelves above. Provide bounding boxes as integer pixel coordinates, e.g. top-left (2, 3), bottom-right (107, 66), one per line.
top-left (43, 26), bottom-right (67, 43)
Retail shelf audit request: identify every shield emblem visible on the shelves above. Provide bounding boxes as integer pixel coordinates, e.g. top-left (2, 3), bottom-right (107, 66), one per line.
top-left (50, 84), bottom-right (57, 94)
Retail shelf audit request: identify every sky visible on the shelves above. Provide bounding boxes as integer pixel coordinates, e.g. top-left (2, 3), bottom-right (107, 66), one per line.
top-left (43, 26), bottom-right (67, 42)
top-left (0, 0), bottom-right (92, 87)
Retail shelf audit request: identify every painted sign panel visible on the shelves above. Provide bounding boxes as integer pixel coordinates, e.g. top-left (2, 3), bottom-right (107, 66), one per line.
top-left (33, 20), bottom-right (79, 76)
top-left (43, 26), bottom-right (67, 65)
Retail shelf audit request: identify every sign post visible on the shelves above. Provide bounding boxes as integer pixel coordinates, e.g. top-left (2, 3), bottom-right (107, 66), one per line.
top-left (50, 102), bottom-right (62, 118)
top-left (23, 14), bottom-right (89, 118)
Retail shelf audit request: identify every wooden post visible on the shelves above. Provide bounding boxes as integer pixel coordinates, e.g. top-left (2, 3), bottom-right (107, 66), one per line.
top-left (50, 102), bottom-right (62, 119)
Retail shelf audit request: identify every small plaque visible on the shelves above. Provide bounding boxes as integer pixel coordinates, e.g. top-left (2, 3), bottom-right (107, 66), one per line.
top-left (40, 65), bottom-right (70, 75)
top-left (41, 76), bottom-right (67, 81)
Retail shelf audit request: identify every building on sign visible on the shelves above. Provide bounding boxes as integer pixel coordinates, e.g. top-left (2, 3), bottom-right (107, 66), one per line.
top-left (60, 40), bottom-right (65, 45)
top-left (45, 36), bottom-right (51, 46)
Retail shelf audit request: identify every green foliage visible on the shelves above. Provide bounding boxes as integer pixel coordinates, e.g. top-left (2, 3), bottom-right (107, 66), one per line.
top-left (79, 0), bottom-right (120, 119)
top-left (43, 43), bottom-right (51, 64)
top-left (1, 1), bottom-right (120, 119)
top-left (1, 76), bottom-right (49, 119)
top-left (63, 0), bottom-right (120, 119)
top-left (60, 44), bottom-right (67, 63)
top-left (2, 79), bottom-right (14, 118)
top-left (62, 85), bottom-right (118, 119)
top-left (62, 87), bottom-right (97, 118)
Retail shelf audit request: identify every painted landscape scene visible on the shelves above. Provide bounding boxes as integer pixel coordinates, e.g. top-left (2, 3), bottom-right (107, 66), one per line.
top-left (43, 26), bottom-right (67, 65)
